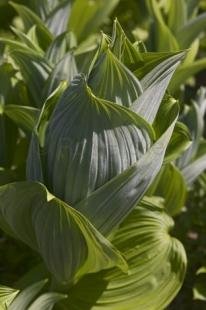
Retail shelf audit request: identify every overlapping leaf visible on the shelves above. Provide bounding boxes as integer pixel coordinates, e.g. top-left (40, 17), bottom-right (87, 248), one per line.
top-left (61, 198), bottom-right (187, 310)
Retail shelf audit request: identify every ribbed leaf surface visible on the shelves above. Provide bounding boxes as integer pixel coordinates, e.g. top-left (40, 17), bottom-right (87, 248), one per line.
top-left (62, 198), bottom-right (187, 310)
top-left (42, 74), bottom-right (152, 205)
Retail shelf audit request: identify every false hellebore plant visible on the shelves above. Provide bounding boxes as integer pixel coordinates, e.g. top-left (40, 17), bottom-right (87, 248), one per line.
top-left (0, 19), bottom-right (189, 310)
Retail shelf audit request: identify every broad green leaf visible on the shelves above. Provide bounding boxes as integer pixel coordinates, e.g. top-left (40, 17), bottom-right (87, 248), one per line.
top-left (30, 74), bottom-right (153, 205)
top-left (10, 2), bottom-right (53, 42)
top-left (132, 53), bottom-right (184, 123)
top-left (177, 12), bottom-right (206, 48)
top-left (0, 285), bottom-right (19, 309)
top-left (28, 292), bottom-right (67, 310)
top-left (148, 0), bottom-right (179, 51)
top-left (43, 52), bottom-right (77, 98)
top-left (76, 106), bottom-right (178, 235)
top-left (9, 279), bottom-right (48, 310)
top-left (149, 163), bottom-right (187, 215)
top-left (68, 0), bottom-right (119, 42)
top-left (62, 198), bottom-right (187, 310)
top-left (10, 26), bottom-right (43, 54)
top-left (0, 182), bottom-right (127, 284)
top-left (4, 105), bottom-right (39, 132)
top-left (169, 58), bottom-right (206, 92)
top-left (88, 48), bottom-right (143, 107)
top-left (27, 24), bottom-right (53, 51)
top-left (8, 48), bottom-right (51, 107)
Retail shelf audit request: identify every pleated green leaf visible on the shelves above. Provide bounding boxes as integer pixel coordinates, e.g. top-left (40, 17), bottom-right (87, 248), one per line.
top-left (4, 105), bottom-right (39, 132)
top-left (110, 19), bottom-right (144, 70)
top-left (43, 52), bottom-right (77, 98)
top-left (76, 106), bottom-right (178, 235)
top-left (28, 74), bottom-right (153, 205)
top-left (45, 32), bottom-right (77, 65)
top-left (0, 182), bottom-right (127, 284)
top-left (61, 197), bottom-right (187, 310)
top-left (0, 286), bottom-right (19, 309)
top-left (8, 48), bottom-right (51, 107)
top-left (132, 53), bottom-right (184, 123)
top-left (28, 292), bottom-right (67, 310)
top-left (9, 279), bottom-right (48, 310)
top-left (88, 48), bottom-right (143, 107)
top-left (10, 2), bottom-right (53, 42)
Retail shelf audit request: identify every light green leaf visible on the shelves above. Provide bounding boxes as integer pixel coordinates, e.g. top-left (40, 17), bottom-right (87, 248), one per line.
top-left (68, 0), bottom-right (119, 42)
top-left (88, 48), bottom-right (143, 107)
top-left (0, 182), bottom-right (127, 284)
top-left (9, 279), bottom-right (48, 310)
top-left (150, 163), bottom-right (187, 215)
top-left (76, 105), bottom-right (178, 235)
top-left (28, 292), bottom-right (67, 310)
top-left (193, 266), bottom-right (206, 301)
top-left (110, 19), bottom-right (144, 70)
top-left (0, 286), bottom-right (19, 309)
top-left (177, 12), bottom-right (206, 48)
top-left (4, 105), bottom-right (39, 132)
top-left (10, 2), bottom-right (53, 42)
top-left (62, 198), bottom-right (187, 310)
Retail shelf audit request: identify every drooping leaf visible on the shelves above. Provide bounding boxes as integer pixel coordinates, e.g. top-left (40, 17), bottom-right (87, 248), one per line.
top-left (4, 105), bottom-right (39, 132)
top-left (10, 2), bottom-right (53, 42)
top-left (182, 154), bottom-right (206, 185)
top-left (0, 182), bottom-right (127, 284)
top-left (62, 198), bottom-right (187, 310)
